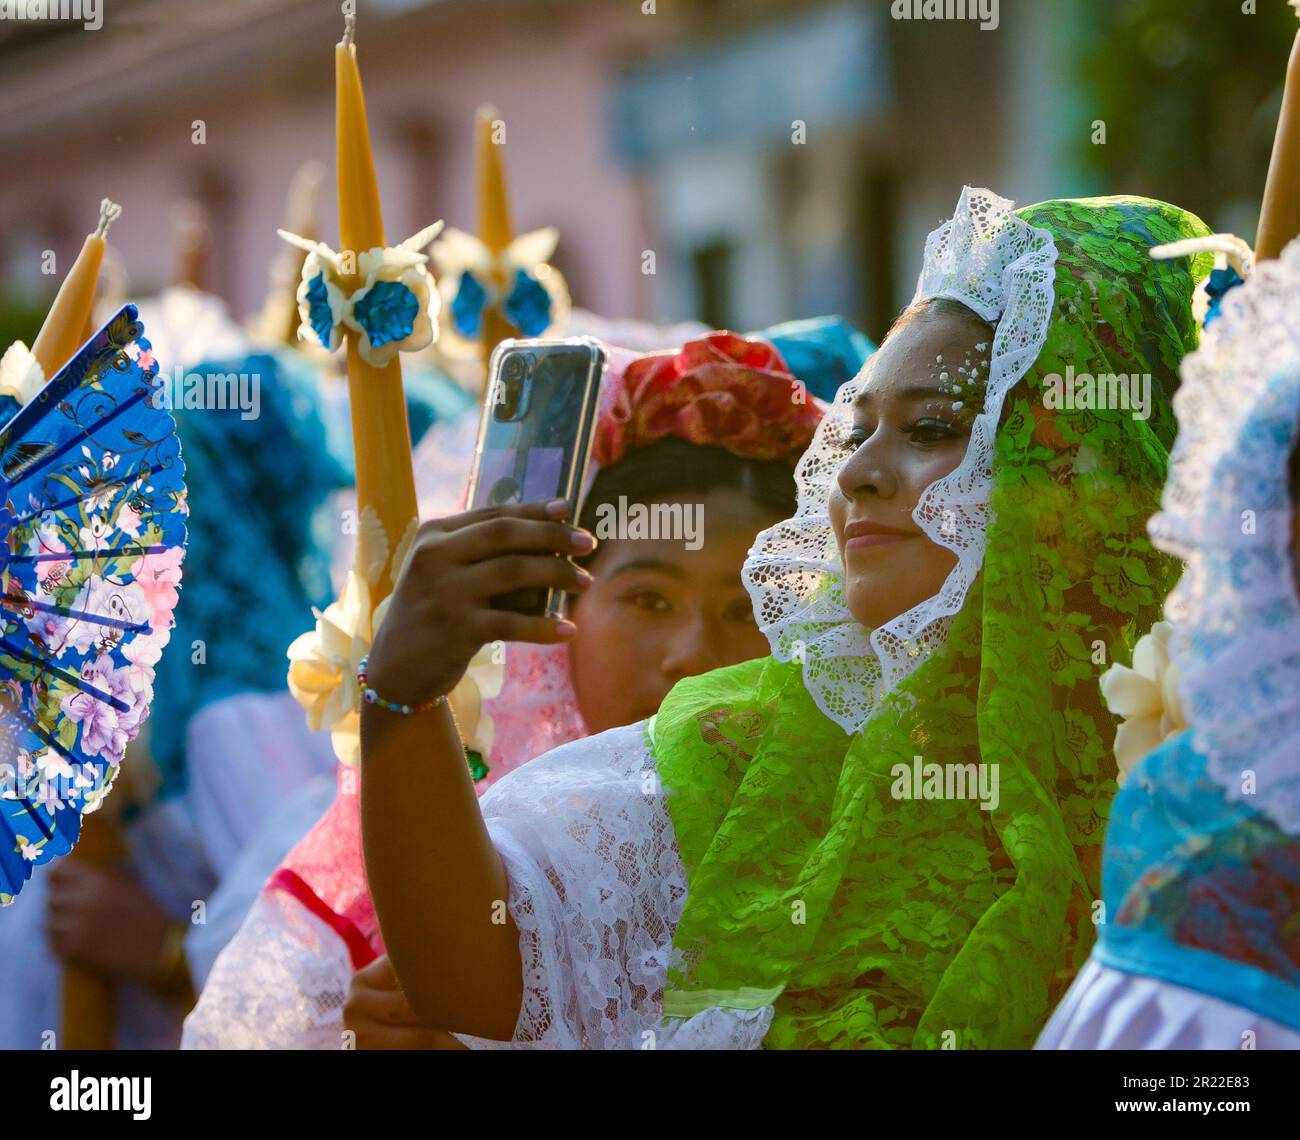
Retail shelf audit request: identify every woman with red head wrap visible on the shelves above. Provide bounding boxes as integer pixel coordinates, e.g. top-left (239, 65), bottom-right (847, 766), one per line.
top-left (182, 331), bottom-right (827, 1048)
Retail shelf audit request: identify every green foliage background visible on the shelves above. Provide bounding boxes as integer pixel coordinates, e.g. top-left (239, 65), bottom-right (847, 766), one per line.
top-left (0, 297), bottom-right (48, 357)
top-left (1075, 0), bottom-right (1298, 229)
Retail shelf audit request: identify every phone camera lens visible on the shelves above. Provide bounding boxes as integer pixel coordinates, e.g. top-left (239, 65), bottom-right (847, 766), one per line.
top-left (495, 353), bottom-right (527, 421)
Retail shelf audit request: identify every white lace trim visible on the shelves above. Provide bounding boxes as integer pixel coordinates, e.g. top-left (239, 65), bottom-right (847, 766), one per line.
top-left (743, 187), bottom-right (1059, 733)
top-left (181, 721), bottom-right (769, 1049)
top-left (181, 889), bottom-right (351, 1050)
top-left (457, 721), bottom-right (775, 1049)
top-left (1150, 240), bottom-right (1300, 834)
top-left (454, 721), bottom-right (684, 1047)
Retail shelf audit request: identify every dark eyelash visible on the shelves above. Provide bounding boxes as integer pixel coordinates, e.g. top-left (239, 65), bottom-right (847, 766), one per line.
top-left (841, 417), bottom-right (963, 453)
top-left (907, 417), bottom-right (960, 438)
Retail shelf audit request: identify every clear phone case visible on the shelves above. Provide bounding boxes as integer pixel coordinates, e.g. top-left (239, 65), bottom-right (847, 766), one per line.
top-left (465, 336), bottom-right (607, 619)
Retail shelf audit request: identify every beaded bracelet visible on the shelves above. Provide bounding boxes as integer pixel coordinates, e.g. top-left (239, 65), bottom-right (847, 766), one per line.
top-left (357, 655), bottom-right (447, 716)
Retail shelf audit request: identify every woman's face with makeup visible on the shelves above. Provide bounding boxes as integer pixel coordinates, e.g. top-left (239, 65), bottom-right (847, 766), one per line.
top-left (830, 309), bottom-right (988, 630)
top-left (567, 487), bottom-right (780, 733)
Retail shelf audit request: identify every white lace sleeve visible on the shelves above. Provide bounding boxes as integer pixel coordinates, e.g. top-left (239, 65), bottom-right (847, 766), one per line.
top-left (183, 719), bottom-right (772, 1050)
top-left (181, 888), bottom-right (352, 1050)
top-left (457, 719), bottom-right (772, 1050)
top-left (453, 720), bottom-right (680, 1049)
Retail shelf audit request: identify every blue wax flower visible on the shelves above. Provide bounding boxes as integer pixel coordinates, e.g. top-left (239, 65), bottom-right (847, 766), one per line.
top-left (503, 269), bottom-right (553, 337)
top-left (305, 272), bottom-right (336, 347)
top-left (352, 279), bottom-right (420, 349)
top-left (1203, 266), bottom-right (1245, 329)
top-left (452, 271), bottom-right (488, 337)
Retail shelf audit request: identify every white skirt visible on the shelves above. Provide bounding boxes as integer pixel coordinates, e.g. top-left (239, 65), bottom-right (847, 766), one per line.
top-left (1037, 959), bottom-right (1300, 1050)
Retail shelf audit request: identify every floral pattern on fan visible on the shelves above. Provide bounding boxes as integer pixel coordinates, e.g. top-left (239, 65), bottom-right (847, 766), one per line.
top-left (0, 305), bottom-right (186, 905)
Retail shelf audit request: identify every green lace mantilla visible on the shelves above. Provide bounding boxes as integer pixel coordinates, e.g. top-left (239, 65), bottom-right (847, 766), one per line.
top-left (653, 196), bottom-right (1212, 1048)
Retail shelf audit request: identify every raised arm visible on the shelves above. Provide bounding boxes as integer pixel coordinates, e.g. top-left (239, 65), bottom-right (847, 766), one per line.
top-left (360, 499), bottom-right (594, 1040)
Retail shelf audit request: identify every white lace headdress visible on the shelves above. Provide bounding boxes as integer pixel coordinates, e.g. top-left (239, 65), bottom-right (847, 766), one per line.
top-left (1151, 240), bottom-right (1300, 834)
top-left (743, 187), bottom-right (1058, 733)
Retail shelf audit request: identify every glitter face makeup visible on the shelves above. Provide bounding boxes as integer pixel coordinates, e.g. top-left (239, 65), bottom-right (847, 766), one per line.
top-left (830, 311), bottom-right (985, 630)
top-left (926, 341), bottom-right (991, 428)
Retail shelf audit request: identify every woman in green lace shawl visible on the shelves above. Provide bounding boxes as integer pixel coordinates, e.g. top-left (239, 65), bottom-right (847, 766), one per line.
top-left (365, 188), bottom-right (1212, 1050)
top-left (652, 188), bottom-right (1211, 1048)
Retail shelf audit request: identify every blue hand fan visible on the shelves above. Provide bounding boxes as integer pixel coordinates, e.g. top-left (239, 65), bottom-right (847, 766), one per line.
top-left (0, 306), bottom-right (186, 905)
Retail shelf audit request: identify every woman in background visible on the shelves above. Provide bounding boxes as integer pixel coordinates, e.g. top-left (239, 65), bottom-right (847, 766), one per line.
top-left (182, 331), bottom-right (831, 1048)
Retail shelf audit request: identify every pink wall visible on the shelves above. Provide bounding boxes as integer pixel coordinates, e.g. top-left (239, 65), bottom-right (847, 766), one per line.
top-left (0, 0), bottom-right (664, 325)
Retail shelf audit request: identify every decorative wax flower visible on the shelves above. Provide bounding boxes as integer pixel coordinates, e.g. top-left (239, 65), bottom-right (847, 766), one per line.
top-left (343, 246), bottom-right (440, 367)
top-left (281, 221), bottom-right (444, 366)
top-left (287, 570), bottom-right (375, 766)
top-left (295, 250), bottom-right (349, 353)
top-left (430, 226), bottom-right (570, 357)
top-left (1099, 620), bottom-right (1188, 780)
top-left (0, 341), bottom-right (45, 406)
top-left (288, 562), bottom-right (506, 768)
top-left (445, 643), bottom-right (506, 765)
top-left (1202, 266), bottom-right (1246, 329)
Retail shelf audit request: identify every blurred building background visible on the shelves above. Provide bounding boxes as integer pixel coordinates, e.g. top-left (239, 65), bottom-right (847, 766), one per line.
top-left (0, 0), bottom-right (1294, 350)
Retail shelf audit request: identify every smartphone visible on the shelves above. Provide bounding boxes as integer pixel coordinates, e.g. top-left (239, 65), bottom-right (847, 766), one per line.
top-left (465, 337), bottom-right (607, 619)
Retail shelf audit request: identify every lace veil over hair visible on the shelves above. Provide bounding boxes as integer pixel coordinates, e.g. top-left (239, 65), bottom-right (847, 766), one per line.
top-left (652, 188), bottom-right (1213, 1048)
top-left (744, 188), bottom-right (1058, 732)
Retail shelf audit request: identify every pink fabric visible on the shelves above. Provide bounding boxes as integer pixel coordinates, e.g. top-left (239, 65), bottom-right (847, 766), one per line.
top-left (266, 864), bottom-right (377, 971)
top-left (271, 641), bottom-right (587, 967)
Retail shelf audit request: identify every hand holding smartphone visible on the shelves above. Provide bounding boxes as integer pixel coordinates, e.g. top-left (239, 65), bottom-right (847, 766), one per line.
top-left (464, 337), bottom-right (607, 618)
